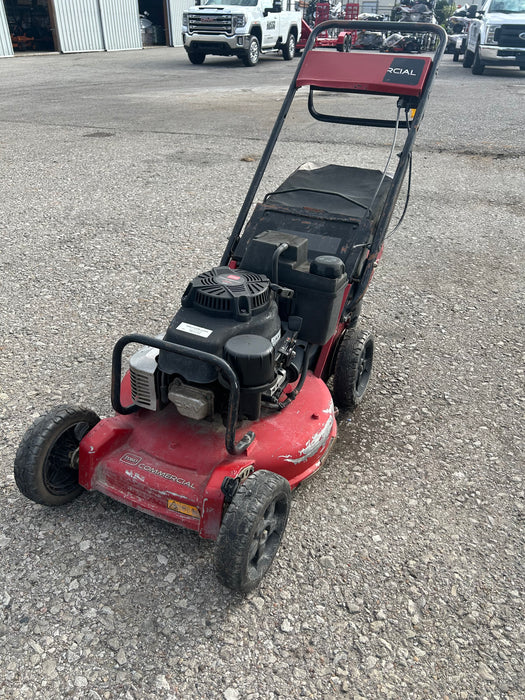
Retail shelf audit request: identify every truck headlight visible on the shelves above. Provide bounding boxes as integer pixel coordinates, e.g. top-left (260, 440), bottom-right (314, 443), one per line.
top-left (486, 25), bottom-right (500, 45)
top-left (233, 14), bottom-right (247, 30)
top-left (182, 12), bottom-right (188, 29)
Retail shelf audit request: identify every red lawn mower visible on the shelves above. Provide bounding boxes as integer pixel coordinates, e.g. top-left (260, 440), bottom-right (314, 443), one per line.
top-left (15, 21), bottom-right (446, 593)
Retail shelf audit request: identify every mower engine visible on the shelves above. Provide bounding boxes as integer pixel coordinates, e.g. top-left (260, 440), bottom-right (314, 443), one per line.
top-left (128, 231), bottom-right (348, 425)
top-left (129, 266), bottom-right (301, 423)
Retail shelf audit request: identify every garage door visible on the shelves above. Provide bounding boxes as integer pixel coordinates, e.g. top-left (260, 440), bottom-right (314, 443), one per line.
top-left (54, 0), bottom-right (141, 53)
top-left (166, 0), bottom-right (193, 47)
top-left (54, 0), bottom-right (105, 53)
top-left (99, 0), bottom-right (141, 51)
top-left (0, 2), bottom-right (13, 57)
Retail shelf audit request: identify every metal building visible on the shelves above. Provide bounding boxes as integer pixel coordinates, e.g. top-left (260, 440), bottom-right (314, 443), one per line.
top-left (0, 0), bottom-right (192, 58)
top-left (0, 3), bottom-right (13, 57)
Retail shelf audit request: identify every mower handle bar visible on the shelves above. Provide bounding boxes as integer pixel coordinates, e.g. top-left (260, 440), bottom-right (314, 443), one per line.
top-left (111, 333), bottom-right (255, 456)
top-left (221, 19), bottom-right (446, 269)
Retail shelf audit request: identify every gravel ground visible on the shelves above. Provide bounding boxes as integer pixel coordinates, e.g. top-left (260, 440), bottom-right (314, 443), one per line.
top-left (0, 50), bottom-right (524, 699)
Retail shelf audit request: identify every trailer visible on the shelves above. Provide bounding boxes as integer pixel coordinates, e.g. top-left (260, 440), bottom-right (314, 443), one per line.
top-left (296, 2), bottom-right (359, 53)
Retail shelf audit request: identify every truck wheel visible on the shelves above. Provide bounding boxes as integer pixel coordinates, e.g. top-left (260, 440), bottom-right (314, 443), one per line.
top-left (14, 405), bottom-right (100, 506)
top-left (215, 470), bottom-right (291, 593)
top-left (462, 48), bottom-right (474, 68)
top-left (282, 32), bottom-right (295, 61)
top-left (332, 328), bottom-right (374, 410)
top-left (471, 44), bottom-right (485, 74)
top-left (242, 35), bottom-right (260, 67)
top-left (453, 49), bottom-right (460, 62)
top-left (188, 50), bottom-right (206, 65)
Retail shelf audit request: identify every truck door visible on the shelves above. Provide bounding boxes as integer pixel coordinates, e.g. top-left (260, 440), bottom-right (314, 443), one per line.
top-left (261, 0), bottom-right (280, 48)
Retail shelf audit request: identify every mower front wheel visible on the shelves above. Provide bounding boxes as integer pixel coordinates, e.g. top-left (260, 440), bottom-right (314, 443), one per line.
top-left (215, 470), bottom-right (291, 593)
top-left (332, 328), bottom-right (374, 410)
top-left (14, 405), bottom-right (100, 506)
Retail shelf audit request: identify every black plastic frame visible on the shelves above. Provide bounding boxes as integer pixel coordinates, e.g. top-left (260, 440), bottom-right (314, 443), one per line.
top-left (112, 334), bottom-right (254, 456)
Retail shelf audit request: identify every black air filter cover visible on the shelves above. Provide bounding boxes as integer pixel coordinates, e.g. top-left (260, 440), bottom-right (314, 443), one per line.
top-left (181, 267), bottom-right (271, 322)
top-left (224, 334), bottom-right (275, 388)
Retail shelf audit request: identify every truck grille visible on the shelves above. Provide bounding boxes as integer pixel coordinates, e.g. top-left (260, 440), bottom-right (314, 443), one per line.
top-left (496, 24), bottom-right (525, 48)
top-left (188, 13), bottom-right (234, 36)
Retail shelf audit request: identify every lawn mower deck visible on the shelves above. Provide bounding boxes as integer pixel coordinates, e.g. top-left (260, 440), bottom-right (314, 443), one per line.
top-left (79, 372), bottom-right (336, 540)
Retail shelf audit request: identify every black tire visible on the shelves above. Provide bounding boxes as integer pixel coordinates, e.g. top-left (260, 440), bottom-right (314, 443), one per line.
top-left (14, 405), bottom-right (100, 506)
top-left (188, 50), bottom-right (206, 65)
top-left (242, 35), bottom-right (260, 67)
top-left (462, 48), bottom-right (474, 68)
top-left (282, 33), bottom-right (295, 61)
top-left (453, 50), bottom-right (460, 62)
top-left (343, 34), bottom-right (352, 52)
top-left (471, 43), bottom-right (485, 74)
top-left (332, 328), bottom-right (374, 410)
top-left (215, 470), bottom-right (291, 593)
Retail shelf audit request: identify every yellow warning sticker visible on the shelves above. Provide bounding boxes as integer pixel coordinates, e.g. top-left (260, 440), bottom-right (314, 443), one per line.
top-left (167, 499), bottom-right (200, 518)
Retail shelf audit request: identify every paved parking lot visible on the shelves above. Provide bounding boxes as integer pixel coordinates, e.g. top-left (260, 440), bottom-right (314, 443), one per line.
top-left (1, 47), bottom-right (524, 699)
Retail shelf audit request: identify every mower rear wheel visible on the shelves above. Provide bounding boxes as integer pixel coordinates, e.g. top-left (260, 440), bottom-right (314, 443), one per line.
top-left (332, 328), bottom-right (374, 410)
top-left (14, 405), bottom-right (100, 506)
top-left (215, 470), bottom-right (291, 593)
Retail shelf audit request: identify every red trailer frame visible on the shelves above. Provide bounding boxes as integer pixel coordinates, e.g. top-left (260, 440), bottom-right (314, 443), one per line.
top-left (296, 2), bottom-right (359, 53)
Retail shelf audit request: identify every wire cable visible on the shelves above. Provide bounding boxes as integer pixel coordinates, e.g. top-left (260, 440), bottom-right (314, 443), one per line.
top-left (366, 105), bottom-right (403, 217)
top-left (385, 153), bottom-right (412, 240)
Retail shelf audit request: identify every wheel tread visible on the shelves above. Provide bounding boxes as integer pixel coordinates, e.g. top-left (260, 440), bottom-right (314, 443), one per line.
top-left (215, 470), bottom-right (290, 593)
top-left (332, 328), bottom-right (374, 410)
top-left (14, 405), bottom-right (99, 506)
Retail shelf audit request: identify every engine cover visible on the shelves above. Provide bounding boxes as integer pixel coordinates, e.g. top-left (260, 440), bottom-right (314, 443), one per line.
top-left (158, 267), bottom-right (281, 384)
top-left (181, 267), bottom-right (272, 321)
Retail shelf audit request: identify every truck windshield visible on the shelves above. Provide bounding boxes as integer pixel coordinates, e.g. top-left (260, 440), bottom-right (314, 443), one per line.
top-left (488, 0), bottom-right (525, 12)
top-left (204, 0), bottom-right (259, 5)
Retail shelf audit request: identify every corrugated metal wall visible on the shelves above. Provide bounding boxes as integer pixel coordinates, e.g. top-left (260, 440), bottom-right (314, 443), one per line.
top-left (2, 0), bottom-right (179, 56)
top-left (0, 2), bottom-right (13, 57)
top-left (99, 0), bottom-right (141, 51)
top-left (53, 0), bottom-right (105, 53)
top-left (166, 0), bottom-right (193, 47)
top-left (53, 0), bottom-right (141, 53)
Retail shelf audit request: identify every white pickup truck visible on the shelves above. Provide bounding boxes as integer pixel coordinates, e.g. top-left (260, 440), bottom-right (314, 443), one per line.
top-left (462, 0), bottom-right (525, 74)
top-left (182, 0), bottom-right (302, 66)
